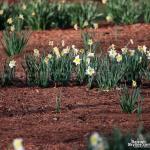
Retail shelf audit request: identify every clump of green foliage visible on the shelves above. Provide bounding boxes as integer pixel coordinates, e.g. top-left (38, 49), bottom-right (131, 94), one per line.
top-left (2, 30), bottom-right (30, 56)
top-left (0, 60), bottom-right (16, 86)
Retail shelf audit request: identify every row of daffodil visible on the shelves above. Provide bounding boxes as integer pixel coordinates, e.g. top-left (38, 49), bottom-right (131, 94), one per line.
top-left (0, 1), bottom-right (102, 31)
top-left (1, 39), bottom-right (150, 89)
top-left (108, 41), bottom-right (150, 81)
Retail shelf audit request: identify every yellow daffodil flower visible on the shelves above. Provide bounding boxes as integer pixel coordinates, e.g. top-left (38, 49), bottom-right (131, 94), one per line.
top-left (116, 53), bottom-right (122, 62)
top-left (73, 55), bottom-right (81, 65)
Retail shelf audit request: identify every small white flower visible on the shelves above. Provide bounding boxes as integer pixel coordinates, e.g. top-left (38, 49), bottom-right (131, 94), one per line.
top-left (32, 12), bottom-right (35, 16)
top-left (22, 4), bottom-right (26, 10)
top-left (9, 60), bottom-right (16, 68)
top-left (87, 52), bottom-right (94, 57)
top-left (61, 40), bottom-right (65, 47)
top-left (53, 47), bottom-right (60, 58)
top-left (86, 58), bottom-right (91, 65)
top-left (7, 18), bottom-right (13, 24)
top-left (147, 51), bottom-right (150, 60)
top-left (47, 54), bottom-right (52, 59)
top-left (116, 53), bottom-right (122, 62)
top-left (33, 49), bottom-right (40, 57)
top-left (19, 14), bottom-right (24, 20)
top-left (83, 20), bottom-right (89, 27)
top-left (93, 23), bottom-right (98, 29)
top-left (121, 47), bottom-right (128, 54)
top-left (102, 0), bottom-right (107, 4)
top-left (86, 66), bottom-right (95, 76)
top-left (128, 50), bottom-right (135, 56)
top-left (88, 39), bottom-right (93, 46)
top-left (138, 45), bottom-right (147, 53)
top-left (0, 9), bottom-right (4, 15)
top-left (61, 47), bottom-right (70, 56)
top-left (106, 15), bottom-right (113, 22)
top-left (10, 25), bottom-right (15, 32)
top-left (13, 138), bottom-right (24, 150)
top-left (108, 49), bottom-right (117, 58)
top-left (48, 41), bottom-right (54, 46)
top-left (72, 45), bottom-right (79, 55)
top-left (74, 24), bottom-right (78, 30)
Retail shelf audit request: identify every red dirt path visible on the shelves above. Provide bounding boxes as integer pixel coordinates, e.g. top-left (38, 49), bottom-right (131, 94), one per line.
top-left (0, 24), bottom-right (150, 149)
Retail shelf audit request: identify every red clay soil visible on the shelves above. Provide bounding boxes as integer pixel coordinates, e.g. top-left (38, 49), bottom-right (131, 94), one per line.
top-left (0, 24), bottom-right (150, 149)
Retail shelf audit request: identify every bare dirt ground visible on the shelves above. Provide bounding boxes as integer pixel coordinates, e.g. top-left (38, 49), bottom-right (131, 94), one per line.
top-left (0, 24), bottom-right (150, 149)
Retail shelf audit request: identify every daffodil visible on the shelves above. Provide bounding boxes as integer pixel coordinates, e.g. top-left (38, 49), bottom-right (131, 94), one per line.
top-left (93, 23), bottom-right (98, 29)
top-left (121, 47), bottom-right (128, 54)
top-left (132, 80), bottom-right (137, 87)
top-left (146, 51), bottom-right (150, 60)
top-left (139, 56), bottom-right (142, 63)
top-left (110, 44), bottom-right (115, 49)
top-left (102, 0), bottom-right (107, 4)
top-left (61, 40), bottom-right (65, 47)
top-left (0, 9), bottom-right (4, 15)
top-left (33, 49), bottom-right (40, 57)
top-left (138, 45), bottom-right (147, 53)
top-left (61, 47), bottom-right (70, 56)
top-left (106, 14), bottom-right (113, 22)
top-left (90, 132), bottom-right (101, 146)
top-left (86, 66), bottom-right (95, 76)
top-left (7, 18), bottom-right (13, 24)
top-left (10, 25), bottom-right (15, 32)
top-left (32, 12), bottom-right (35, 16)
top-left (74, 24), bottom-right (78, 30)
top-left (53, 47), bottom-right (60, 58)
top-left (83, 20), bottom-right (89, 27)
top-left (19, 14), bottom-right (24, 20)
top-left (13, 138), bottom-right (24, 150)
top-left (22, 4), bottom-right (26, 10)
top-left (128, 50), bottom-right (135, 56)
top-left (86, 58), bottom-right (90, 65)
top-left (116, 53), bottom-right (122, 62)
top-left (108, 49), bottom-right (117, 58)
top-left (44, 57), bottom-right (49, 65)
top-left (47, 54), bottom-right (52, 59)
top-left (88, 39), bottom-right (93, 46)
top-left (72, 45), bottom-right (79, 55)
top-left (9, 60), bottom-right (16, 68)
top-left (73, 55), bottom-right (81, 65)
top-left (87, 52), bottom-right (94, 57)
top-left (48, 41), bottom-right (54, 46)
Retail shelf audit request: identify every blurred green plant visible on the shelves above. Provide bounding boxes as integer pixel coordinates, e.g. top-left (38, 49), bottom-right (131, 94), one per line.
top-left (50, 50), bottom-right (72, 86)
top-left (106, 0), bottom-right (143, 24)
top-left (0, 2), bottom-right (10, 30)
top-left (1, 30), bottom-right (30, 56)
top-left (96, 56), bottom-right (126, 90)
top-left (121, 47), bottom-right (148, 82)
top-left (55, 91), bottom-right (61, 113)
top-left (69, 2), bottom-right (102, 28)
top-left (23, 52), bottom-right (51, 87)
top-left (120, 83), bottom-right (143, 115)
top-left (0, 60), bottom-right (16, 86)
